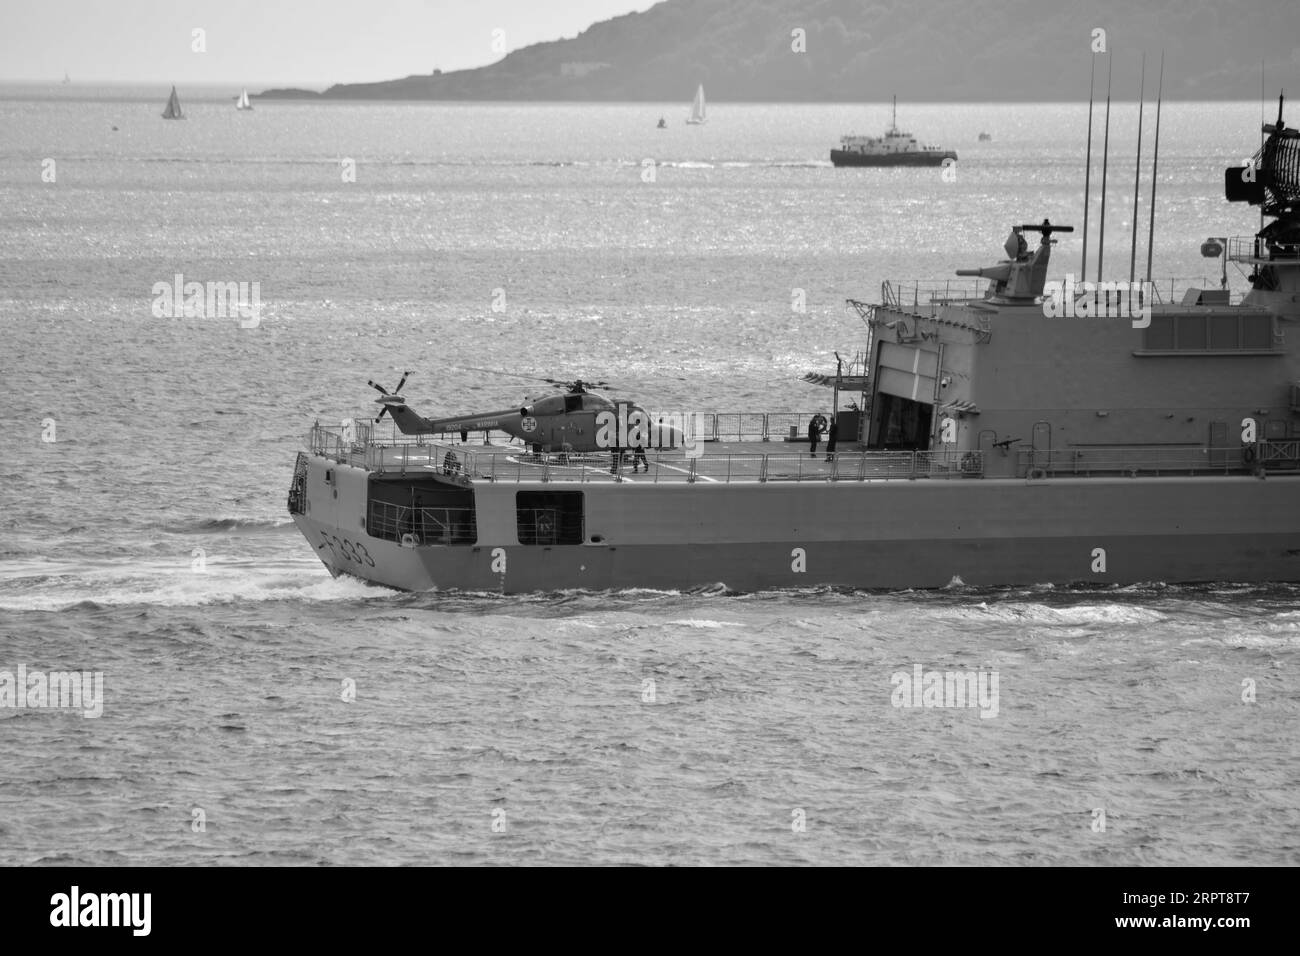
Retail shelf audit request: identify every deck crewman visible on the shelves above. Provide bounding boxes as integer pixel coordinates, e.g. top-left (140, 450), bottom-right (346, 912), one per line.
top-left (808, 414), bottom-right (826, 457)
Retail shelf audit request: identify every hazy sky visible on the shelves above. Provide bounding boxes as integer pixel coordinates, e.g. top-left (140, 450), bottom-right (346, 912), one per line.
top-left (1, 0), bottom-right (659, 87)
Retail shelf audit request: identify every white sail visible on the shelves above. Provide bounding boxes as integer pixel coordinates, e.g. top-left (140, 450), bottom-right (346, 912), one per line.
top-left (236, 88), bottom-right (252, 110)
top-left (162, 86), bottom-right (183, 120)
top-left (687, 84), bottom-right (705, 124)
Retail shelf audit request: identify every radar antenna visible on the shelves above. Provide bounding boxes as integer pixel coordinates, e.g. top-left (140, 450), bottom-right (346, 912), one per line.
top-left (1019, 220), bottom-right (1074, 241)
top-left (1226, 92), bottom-right (1300, 222)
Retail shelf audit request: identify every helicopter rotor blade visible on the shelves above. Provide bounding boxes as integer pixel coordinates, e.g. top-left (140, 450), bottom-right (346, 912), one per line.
top-left (367, 379), bottom-right (389, 395)
top-left (449, 365), bottom-right (554, 385)
top-left (393, 370), bottom-right (410, 394)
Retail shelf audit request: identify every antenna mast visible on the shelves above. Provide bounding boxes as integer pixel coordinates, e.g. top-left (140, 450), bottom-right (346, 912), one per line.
top-left (1097, 53), bottom-right (1113, 283)
top-left (1129, 53), bottom-right (1146, 285)
top-left (1082, 56), bottom-right (1096, 279)
top-left (1261, 59), bottom-right (1266, 235)
top-left (1145, 52), bottom-right (1164, 285)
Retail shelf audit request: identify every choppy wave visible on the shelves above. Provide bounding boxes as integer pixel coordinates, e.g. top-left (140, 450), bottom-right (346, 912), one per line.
top-left (167, 517), bottom-right (296, 533)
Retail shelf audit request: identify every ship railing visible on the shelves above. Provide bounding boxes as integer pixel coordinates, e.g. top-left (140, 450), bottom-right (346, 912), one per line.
top-left (463, 449), bottom-right (984, 484)
top-left (287, 452), bottom-right (308, 515)
top-left (517, 508), bottom-right (584, 545)
top-left (310, 423), bottom-right (476, 477)
top-left (1144, 277), bottom-right (1247, 306)
top-left (880, 279), bottom-right (986, 316)
top-left (1227, 236), bottom-right (1300, 263)
top-left (1015, 445), bottom-right (1279, 476)
top-left (310, 414), bottom-right (857, 455)
top-left (407, 412), bottom-right (832, 445)
top-left (707, 412), bottom-right (830, 442)
top-left (367, 500), bottom-right (477, 545)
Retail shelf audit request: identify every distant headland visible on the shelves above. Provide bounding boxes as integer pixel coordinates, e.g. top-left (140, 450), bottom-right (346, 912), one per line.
top-left (257, 0), bottom-right (1296, 103)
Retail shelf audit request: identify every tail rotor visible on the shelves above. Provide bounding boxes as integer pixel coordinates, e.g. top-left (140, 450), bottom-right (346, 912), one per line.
top-left (369, 370), bottom-right (412, 423)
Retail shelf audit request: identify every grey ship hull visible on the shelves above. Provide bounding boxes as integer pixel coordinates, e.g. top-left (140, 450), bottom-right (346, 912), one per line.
top-left (830, 149), bottom-right (957, 167)
top-left (293, 453), bottom-right (1300, 592)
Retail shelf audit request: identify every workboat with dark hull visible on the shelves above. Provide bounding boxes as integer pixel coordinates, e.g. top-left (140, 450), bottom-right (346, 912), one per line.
top-left (288, 97), bottom-right (1300, 593)
top-left (830, 96), bottom-right (956, 168)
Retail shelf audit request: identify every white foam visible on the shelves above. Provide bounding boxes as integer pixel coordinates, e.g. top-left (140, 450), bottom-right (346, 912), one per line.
top-left (665, 619), bottom-right (743, 629)
top-left (970, 603), bottom-right (1167, 627)
top-left (0, 564), bottom-right (391, 611)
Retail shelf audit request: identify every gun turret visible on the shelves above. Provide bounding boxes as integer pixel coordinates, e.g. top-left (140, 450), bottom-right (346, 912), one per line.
top-left (956, 220), bottom-right (1073, 302)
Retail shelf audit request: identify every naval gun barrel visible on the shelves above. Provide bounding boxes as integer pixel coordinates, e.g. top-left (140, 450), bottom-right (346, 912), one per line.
top-left (955, 265), bottom-right (1011, 280)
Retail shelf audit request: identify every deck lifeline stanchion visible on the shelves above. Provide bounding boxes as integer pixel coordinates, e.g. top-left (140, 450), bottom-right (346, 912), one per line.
top-left (312, 422), bottom-right (1266, 485)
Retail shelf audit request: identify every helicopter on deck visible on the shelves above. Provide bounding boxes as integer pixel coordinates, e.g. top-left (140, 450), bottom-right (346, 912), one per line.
top-left (366, 370), bottom-right (691, 455)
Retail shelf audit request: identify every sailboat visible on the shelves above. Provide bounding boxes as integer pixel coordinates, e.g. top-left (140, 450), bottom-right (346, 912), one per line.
top-left (235, 89), bottom-right (253, 111)
top-left (62, 72), bottom-right (71, 85)
top-left (686, 84), bottom-right (706, 125)
top-left (162, 86), bottom-right (184, 120)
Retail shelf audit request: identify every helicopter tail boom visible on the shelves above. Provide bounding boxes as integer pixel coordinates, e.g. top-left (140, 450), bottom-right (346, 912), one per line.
top-left (375, 395), bottom-right (437, 434)
top-left (424, 408), bottom-right (522, 436)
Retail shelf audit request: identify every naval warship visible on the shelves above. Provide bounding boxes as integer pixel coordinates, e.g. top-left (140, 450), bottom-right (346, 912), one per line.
top-left (830, 96), bottom-right (957, 167)
top-left (288, 97), bottom-right (1300, 593)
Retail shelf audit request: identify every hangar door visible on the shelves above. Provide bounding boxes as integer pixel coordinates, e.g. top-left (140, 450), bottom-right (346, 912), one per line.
top-left (869, 343), bottom-right (940, 450)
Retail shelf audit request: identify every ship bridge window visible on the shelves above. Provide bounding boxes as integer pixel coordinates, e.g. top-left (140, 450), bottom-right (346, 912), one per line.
top-left (1140, 313), bottom-right (1276, 354)
top-left (517, 491), bottom-right (584, 546)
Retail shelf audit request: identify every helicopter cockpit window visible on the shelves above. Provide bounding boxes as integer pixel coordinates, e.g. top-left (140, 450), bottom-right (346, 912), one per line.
top-left (564, 394), bottom-right (583, 413)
